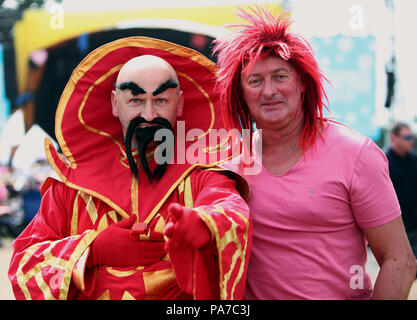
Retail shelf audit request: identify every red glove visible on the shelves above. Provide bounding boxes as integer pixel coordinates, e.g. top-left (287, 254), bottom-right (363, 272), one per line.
top-left (87, 215), bottom-right (165, 268)
top-left (163, 203), bottom-right (213, 294)
top-left (163, 203), bottom-right (212, 251)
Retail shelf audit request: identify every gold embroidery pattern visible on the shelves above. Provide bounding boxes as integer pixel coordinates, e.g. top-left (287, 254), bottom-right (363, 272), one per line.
top-left (105, 266), bottom-right (144, 277)
top-left (106, 210), bottom-right (118, 223)
top-left (96, 215), bottom-right (108, 232)
top-left (183, 175), bottom-right (193, 208)
top-left (122, 291), bottom-right (136, 300)
top-left (196, 205), bottom-right (249, 300)
top-left (177, 179), bottom-right (185, 195)
top-left (153, 214), bottom-right (166, 233)
top-left (143, 269), bottom-right (177, 300)
top-left (15, 231), bottom-right (97, 300)
top-left (72, 247), bottom-right (89, 292)
top-left (96, 210), bottom-right (121, 232)
top-left (97, 289), bottom-right (110, 300)
top-left (96, 289), bottom-right (137, 300)
top-left (76, 191), bottom-right (126, 230)
top-left (70, 192), bottom-right (79, 236)
top-left (79, 191), bottom-right (98, 225)
top-left (131, 176), bottom-right (139, 219)
top-left (72, 190), bottom-right (123, 235)
top-left (44, 139), bottom-right (130, 219)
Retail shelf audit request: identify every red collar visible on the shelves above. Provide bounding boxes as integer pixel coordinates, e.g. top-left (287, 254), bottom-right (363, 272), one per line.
top-left (45, 37), bottom-right (234, 219)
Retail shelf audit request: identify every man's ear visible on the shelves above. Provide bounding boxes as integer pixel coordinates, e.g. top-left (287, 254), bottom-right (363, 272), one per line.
top-left (111, 90), bottom-right (118, 118)
top-left (177, 90), bottom-right (184, 118)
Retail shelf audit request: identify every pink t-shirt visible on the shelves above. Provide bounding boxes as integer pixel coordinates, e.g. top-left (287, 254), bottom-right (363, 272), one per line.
top-left (241, 122), bottom-right (401, 300)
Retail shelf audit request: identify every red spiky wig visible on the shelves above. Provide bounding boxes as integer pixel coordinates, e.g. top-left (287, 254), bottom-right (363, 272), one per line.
top-left (213, 6), bottom-right (329, 152)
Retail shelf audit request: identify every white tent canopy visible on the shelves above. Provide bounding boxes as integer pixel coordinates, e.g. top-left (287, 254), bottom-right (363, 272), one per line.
top-left (0, 109), bottom-right (25, 165)
top-left (11, 124), bottom-right (58, 175)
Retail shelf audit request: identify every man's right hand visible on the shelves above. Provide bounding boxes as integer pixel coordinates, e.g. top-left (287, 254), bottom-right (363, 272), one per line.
top-left (87, 215), bottom-right (165, 268)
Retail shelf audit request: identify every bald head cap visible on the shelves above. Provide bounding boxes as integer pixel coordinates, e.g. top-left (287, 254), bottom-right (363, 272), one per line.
top-left (115, 55), bottom-right (180, 96)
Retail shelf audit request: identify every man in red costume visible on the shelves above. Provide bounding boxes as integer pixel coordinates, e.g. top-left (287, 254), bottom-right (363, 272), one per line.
top-left (8, 37), bottom-right (252, 300)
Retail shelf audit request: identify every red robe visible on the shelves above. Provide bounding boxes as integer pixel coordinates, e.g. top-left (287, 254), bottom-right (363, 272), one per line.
top-left (8, 166), bottom-right (251, 300)
top-left (8, 37), bottom-right (252, 300)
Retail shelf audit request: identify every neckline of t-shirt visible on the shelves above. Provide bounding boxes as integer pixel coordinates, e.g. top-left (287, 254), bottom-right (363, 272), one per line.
top-left (260, 121), bottom-right (331, 178)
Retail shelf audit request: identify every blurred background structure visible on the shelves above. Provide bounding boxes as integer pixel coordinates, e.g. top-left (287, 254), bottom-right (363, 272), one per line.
top-left (0, 0), bottom-right (416, 299)
top-left (1, 0), bottom-right (416, 164)
top-left (0, 0), bottom-right (284, 240)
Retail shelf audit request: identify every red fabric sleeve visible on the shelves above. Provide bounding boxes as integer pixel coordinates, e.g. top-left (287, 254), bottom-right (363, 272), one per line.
top-left (8, 180), bottom-right (96, 300)
top-left (170, 168), bottom-right (252, 300)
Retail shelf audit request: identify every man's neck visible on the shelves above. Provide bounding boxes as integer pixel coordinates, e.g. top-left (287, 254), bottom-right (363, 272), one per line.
top-left (392, 145), bottom-right (408, 159)
top-left (261, 118), bottom-right (304, 153)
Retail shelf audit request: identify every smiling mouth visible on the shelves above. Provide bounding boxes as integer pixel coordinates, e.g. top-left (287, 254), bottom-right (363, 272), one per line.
top-left (262, 101), bottom-right (282, 107)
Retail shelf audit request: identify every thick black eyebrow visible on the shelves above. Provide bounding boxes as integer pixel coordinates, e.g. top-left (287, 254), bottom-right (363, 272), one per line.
top-left (152, 78), bottom-right (178, 96)
top-left (115, 81), bottom-right (146, 96)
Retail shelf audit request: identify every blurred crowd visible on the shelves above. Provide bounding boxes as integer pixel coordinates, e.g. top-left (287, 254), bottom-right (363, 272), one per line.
top-left (0, 160), bottom-right (52, 247)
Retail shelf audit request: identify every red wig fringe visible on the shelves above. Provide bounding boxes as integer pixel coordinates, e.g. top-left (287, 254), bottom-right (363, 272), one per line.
top-left (213, 6), bottom-right (330, 153)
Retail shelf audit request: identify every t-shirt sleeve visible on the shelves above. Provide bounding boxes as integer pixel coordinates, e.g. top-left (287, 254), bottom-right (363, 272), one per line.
top-left (349, 138), bottom-right (401, 229)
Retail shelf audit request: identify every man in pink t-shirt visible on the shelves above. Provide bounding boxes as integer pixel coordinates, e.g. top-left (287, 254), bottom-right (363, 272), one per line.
top-left (244, 123), bottom-right (401, 299)
top-left (214, 7), bottom-right (417, 299)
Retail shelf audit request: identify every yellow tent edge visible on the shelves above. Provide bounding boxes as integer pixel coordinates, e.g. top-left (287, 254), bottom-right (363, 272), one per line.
top-left (14, 3), bottom-right (282, 93)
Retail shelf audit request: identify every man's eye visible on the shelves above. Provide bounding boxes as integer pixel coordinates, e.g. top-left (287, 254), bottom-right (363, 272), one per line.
top-left (131, 98), bottom-right (147, 104)
top-left (273, 74), bottom-right (288, 80)
top-left (248, 78), bottom-right (262, 87)
top-left (156, 98), bottom-right (167, 104)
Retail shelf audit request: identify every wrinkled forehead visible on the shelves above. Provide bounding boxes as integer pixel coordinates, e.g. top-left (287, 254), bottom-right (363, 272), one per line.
top-left (118, 63), bottom-right (176, 91)
top-left (241, 54), bottom-right (296, 76)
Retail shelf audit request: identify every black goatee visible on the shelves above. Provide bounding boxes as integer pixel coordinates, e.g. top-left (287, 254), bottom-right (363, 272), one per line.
top-left (124, 116), bottom-right (174, 183)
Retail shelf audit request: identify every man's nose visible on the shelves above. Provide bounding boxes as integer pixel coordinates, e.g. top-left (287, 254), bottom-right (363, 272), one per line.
top-left (141, 101), bottom-right (157, 122)
top-left (262, 79), bottom-right (277, 99)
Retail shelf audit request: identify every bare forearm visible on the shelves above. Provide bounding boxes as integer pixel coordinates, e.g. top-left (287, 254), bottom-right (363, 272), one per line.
top-left (372, 258), bottom-right (416, 300)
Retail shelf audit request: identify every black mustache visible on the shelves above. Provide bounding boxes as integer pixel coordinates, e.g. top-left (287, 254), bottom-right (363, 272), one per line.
top-left (125, 116), bottom-right (174, 183)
